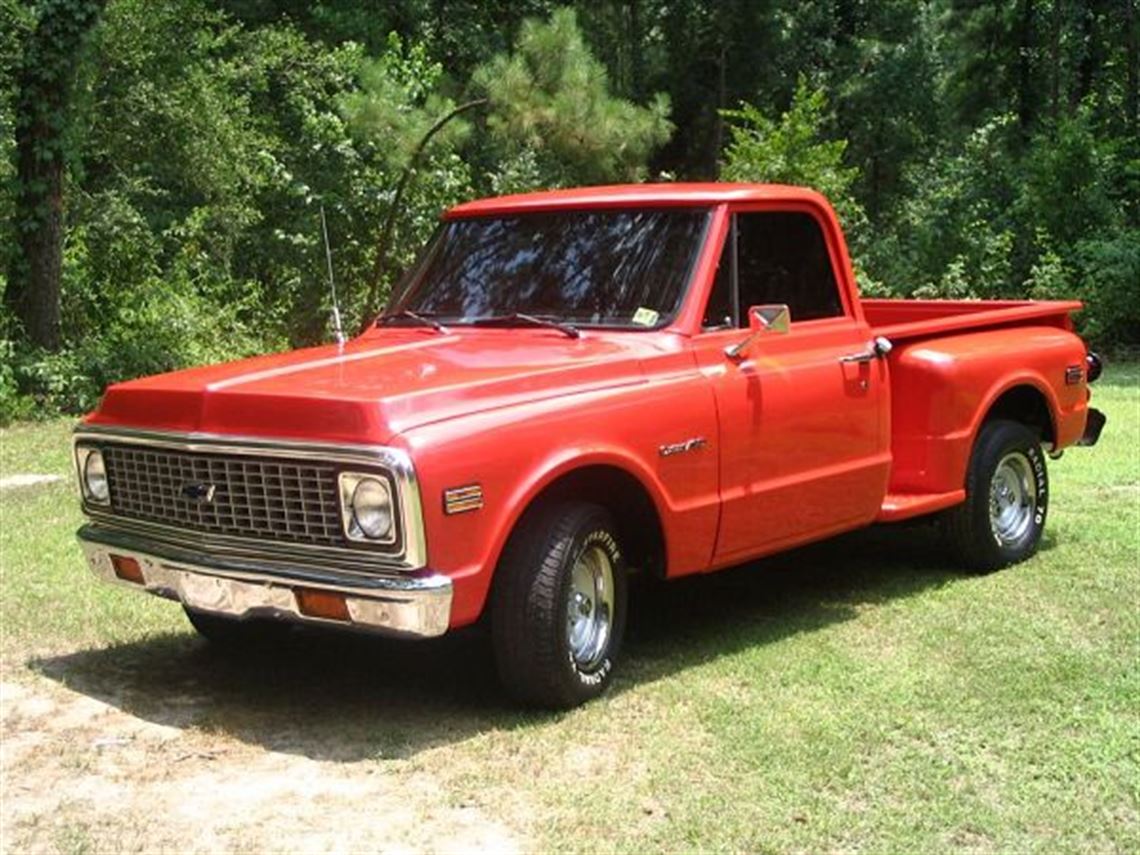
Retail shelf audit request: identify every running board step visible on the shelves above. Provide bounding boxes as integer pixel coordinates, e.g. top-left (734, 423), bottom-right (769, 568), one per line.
top-left (877, 490), bottom-right (965, 523)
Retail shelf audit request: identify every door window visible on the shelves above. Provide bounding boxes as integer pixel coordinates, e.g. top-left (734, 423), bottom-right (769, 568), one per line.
top-left (701, 211), bottom-right (845, 327)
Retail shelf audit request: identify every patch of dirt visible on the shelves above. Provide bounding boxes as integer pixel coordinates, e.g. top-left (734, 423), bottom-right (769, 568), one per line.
top-left (1, 675), bottom-right (521, 853)
top-left (0, 474), bottom-right (64, 491)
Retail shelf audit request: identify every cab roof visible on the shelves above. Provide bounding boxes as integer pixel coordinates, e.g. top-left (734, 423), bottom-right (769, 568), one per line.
top-left (444, 182), bottom-right (829, 218)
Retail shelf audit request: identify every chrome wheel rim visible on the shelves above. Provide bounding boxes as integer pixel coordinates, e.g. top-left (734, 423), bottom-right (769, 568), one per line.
top-left (989, 452), bottom-right (1036, 546)
top-left (566, 545), bottom-right (614, 670)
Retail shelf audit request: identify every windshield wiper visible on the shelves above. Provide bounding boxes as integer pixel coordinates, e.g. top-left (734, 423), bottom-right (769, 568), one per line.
top-left (470, 313), bottom-right (580, 339)
top-left (376, 309), bottom-right (448, 333)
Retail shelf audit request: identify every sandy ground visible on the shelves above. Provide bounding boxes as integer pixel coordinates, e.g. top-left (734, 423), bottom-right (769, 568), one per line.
top-left (0, 670), bottom-right (521, 854)
top-left (0, 475), bottom-right (64, 491)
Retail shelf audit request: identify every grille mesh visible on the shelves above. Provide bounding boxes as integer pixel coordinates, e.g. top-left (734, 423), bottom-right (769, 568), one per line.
top-left (102, 444), bottom-right (348, 547)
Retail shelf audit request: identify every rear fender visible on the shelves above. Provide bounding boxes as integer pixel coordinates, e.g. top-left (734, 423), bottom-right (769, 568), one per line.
top-left (887, 327), bottom-right (1087, 494)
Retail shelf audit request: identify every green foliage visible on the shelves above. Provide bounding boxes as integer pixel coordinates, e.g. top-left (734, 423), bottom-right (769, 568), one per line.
top-left (720, 79), bottom-right (867, 239)
top-left (5, 254), bottom-right (272, 421)
top-left (0, 340), bottom-right (35, 423)
top-left (1070, 232), bottom-right (1140, 344)
top-left (9, 0), bottom-right (106, 182)
top-left (341, 33), bottom-right (473, 170)
top-left (0, 0), bottom-right (33, 237)
top-left (339, 30), bottom-right (476, 311)
top-left (473, 8), bottom-right (673, 187)
top-left (869, 103), bottom-right (1138, 341)
top-left (1, 0), bottom-right (1138, 420)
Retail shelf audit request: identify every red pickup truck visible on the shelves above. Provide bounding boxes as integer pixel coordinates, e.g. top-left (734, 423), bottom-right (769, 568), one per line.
top-left (74, 184), bottom-right (1105, 707)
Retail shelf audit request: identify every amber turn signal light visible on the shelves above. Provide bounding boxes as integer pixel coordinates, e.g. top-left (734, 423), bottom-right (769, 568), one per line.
top-left (294, 588), bottom-right (350, 622)
top-left (110, 554), bottom-right (145, 584)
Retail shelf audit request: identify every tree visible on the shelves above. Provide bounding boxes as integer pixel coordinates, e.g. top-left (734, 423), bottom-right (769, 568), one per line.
top-left (472, 7), bottom-right (673, 187)
top-left (5, 0), bottom-right (106, 350)
top-left (346, 8), bottom-right (675, 320)
top-left (5, 0), bottom-right (1140, 421)
top-left (720, 79), bottom-right (864, 232)
top-left (341, 34), bottom-right (478, 317)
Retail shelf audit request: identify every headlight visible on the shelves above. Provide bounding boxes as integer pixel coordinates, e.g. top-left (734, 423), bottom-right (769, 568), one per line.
top-left (78, 447), bottom-right (110, 504)
top-left (339, 472), bottom-right (395, 542)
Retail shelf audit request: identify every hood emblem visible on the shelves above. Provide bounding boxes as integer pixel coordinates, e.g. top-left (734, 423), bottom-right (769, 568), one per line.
top-left (181, 482), bottom-right (217, 503)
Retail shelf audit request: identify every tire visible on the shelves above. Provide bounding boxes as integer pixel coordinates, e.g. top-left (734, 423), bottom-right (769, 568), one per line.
top-left (943, 419), bottom-right (1049, 572)
top-left (183, 606), bottom-right (280, 647)
top-left (492, 501), bottom-right (628, 708)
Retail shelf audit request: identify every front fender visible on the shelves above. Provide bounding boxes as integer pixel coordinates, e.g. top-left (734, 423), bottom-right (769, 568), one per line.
top-left (400, 377), bottom-right (721, 627)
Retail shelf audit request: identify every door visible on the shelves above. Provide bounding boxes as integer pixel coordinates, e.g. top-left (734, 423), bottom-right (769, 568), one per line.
top-left (692, 209), bottom-right (891, 564)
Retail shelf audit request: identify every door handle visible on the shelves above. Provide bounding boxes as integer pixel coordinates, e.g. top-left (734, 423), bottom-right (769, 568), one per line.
top-left (839, 336), bottom-right (893, 364)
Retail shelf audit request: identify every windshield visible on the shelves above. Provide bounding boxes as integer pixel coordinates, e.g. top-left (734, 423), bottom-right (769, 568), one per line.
top-left (387, 208), bottom-right (710, 329)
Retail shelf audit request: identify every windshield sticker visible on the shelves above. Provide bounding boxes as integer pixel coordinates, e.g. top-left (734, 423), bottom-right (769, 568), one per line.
top-left (632, 307), bottom-right (660, 327)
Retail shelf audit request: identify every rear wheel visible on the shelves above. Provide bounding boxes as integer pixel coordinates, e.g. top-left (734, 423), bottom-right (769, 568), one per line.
top-left (943, 419), bottom-right (1049, 572)
top-left (492, 501), bottom-right (628, 708)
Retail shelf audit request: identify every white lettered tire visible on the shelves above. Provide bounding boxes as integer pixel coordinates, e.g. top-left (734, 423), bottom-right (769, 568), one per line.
top-left (492, 501), bottom-right (628, 708)
top-left (943, 419), bottom-right (1049, 572)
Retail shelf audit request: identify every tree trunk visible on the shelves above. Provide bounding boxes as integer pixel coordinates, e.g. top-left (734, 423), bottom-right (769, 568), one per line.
top-left (709, 42), bottom-right (727, 179)
top-left (629, 0), bottom-right (643, 103)
top-left (1049, 0), bottom-right (1062, 122)
top-left (1072, 0), bottom-right (1098, 109)
top-left (1126, 0), bottom-right (1138, 135)
top-left (7, 78), bottom-right (65, 350)
top-left (1016, 0), bottom-right (1035, 139)
top-left (5, 0), bottom-right (106, 351)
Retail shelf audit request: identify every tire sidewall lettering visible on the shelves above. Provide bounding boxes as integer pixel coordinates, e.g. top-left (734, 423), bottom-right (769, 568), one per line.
top-left (577, 529), bottom-right (622, 564)
top-left (565, 527), bottom-right (622, 687)
top-left (1028, 445), bottom-right (1048, 525)
top-left (991, 438), bottom-right (1048, 556)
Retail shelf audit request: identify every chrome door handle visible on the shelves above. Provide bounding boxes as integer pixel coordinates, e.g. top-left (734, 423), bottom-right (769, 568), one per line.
top-left (839, 336), bottom-right (893, 364)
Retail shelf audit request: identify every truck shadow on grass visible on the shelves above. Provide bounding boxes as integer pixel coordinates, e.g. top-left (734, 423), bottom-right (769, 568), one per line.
top-left (31, 523), bottom-right (1048, 762)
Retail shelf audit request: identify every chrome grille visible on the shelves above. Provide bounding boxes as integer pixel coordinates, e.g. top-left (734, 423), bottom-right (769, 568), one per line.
top-left (102, 444), bottom-right (350, 547)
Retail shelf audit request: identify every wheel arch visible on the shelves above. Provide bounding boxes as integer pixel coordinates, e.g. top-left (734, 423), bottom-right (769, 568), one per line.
top-left (974, 377), bottom-right (1060, 449)
top-left (491, 454), bottom-right (670, 584)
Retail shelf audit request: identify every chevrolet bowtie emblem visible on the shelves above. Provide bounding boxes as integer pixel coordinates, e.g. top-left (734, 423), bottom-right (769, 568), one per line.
top-left (181, 482), bottom-right (217, 503)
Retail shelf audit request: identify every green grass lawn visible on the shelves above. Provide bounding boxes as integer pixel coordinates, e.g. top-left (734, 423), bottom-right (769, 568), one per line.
top-left (1, 368), bottom-right (1137, 853)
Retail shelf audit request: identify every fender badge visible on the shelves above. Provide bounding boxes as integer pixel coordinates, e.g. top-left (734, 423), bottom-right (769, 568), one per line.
top-left (444, 484), bottom-right (484, 514)
top-left (659, 437), bottom-right (708, 457)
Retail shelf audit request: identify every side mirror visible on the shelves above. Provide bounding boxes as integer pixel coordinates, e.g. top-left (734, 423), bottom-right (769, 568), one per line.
top-left (725, 304), bottom-right (790, 360)
top-left (747, 304), bottom-right (790, 334)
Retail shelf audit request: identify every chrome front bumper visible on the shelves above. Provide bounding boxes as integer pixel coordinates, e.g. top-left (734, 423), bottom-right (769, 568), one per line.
top-left (78, 525), bottom-right (452, 638)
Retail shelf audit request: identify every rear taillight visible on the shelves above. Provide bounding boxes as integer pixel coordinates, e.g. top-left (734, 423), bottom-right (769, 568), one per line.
top-left (1086, 351), bottom-right (1103, 383)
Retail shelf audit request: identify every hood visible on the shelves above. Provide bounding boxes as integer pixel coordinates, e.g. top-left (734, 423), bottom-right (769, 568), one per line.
top-left (87, 328), bottom-right (667, 445)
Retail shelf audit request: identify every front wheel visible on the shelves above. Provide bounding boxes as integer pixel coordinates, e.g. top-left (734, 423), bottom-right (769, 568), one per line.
top-left (943, 419), bottom-right (1049, 572)
top-left (492, 502), bottom-right (628, 708)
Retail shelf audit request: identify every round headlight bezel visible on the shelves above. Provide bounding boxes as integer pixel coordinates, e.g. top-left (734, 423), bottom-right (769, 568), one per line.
top-left (338, 472), bottom-right (397, 544)
top-left (351, 477), bottom-right (393, 540)
top-left (81, 447), bottom-right (110, 505)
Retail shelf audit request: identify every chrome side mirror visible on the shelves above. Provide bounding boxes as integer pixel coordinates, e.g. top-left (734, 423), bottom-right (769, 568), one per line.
top-left (725, 304), bottom-right (790, 361)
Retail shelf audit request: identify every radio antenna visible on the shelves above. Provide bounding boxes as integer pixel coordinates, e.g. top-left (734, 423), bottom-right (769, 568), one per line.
top-left (320, 204), bottom-right (346, 346)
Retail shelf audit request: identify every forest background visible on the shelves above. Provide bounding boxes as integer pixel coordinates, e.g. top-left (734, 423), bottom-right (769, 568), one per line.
top-left (2, 0), bottom-right (1137, 421)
